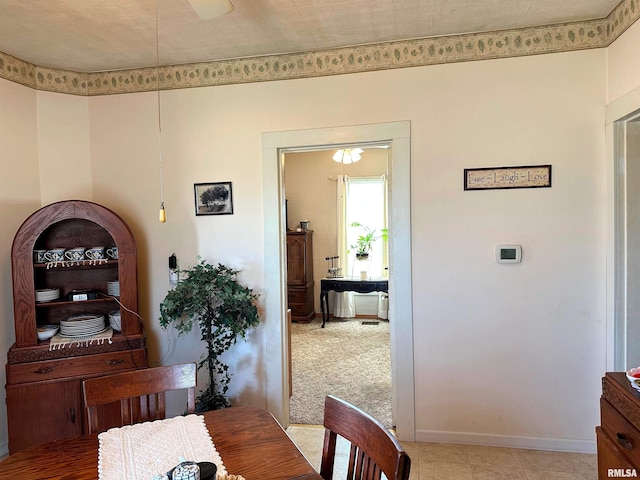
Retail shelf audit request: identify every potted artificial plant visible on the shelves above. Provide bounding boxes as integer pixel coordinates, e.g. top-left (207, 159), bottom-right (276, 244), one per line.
top-left (159, 259), bottom-right (260, 411)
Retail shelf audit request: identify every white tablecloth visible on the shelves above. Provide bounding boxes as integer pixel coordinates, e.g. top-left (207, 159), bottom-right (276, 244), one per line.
top-left (98, 414), bottom-right (236, 480)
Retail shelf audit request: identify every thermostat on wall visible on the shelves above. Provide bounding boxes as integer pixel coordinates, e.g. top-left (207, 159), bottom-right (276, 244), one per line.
top-left (495, 245), bottom-right (522, 264)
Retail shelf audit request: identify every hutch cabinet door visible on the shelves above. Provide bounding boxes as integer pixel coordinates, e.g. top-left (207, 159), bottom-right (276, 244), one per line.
top-left (6, 379), bottom-right (82, 454)
top-left (286, 232), bottom-right (309, 286)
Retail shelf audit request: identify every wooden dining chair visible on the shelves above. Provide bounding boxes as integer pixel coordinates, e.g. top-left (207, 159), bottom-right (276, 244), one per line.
top-left (320, 395), bottom-right (411, 480)
top-left (82, 362), bottom-right (197, 434)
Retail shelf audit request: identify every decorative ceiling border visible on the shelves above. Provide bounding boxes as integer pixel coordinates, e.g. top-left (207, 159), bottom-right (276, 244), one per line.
top-left (0, 0), bottom-right (637, 96)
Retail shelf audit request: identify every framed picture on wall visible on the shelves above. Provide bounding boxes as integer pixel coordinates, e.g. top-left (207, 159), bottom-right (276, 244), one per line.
top-left (194, 182), bottom-right (234, 216)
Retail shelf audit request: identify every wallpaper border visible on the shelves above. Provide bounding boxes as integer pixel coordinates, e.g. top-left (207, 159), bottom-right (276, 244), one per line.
top-left (0, 0), bottom-right (637, 96)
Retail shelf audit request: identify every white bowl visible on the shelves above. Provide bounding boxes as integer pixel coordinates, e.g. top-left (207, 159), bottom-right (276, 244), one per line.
top-left (109, 310), bottom-right (121, 331)
top-left (37, 325), bottom-right (59, 341)
top-left (627, 367), bottom-right (640, 390)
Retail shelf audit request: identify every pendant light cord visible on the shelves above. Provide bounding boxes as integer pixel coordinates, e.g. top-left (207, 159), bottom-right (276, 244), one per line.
top-left (156, 0), bottom-right (166, 221)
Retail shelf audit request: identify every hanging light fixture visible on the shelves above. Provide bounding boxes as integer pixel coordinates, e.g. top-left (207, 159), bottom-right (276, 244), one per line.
top-left (155, 0), bottom-right (166, 223)
top-left (155, 1), bottom-right (234, 223)
top-left (188, 0), bottom-right (234, 19)
top-left (332, 148), bottom-right (364, 165)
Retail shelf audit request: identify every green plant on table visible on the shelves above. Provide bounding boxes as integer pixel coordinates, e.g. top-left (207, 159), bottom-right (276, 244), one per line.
top-left (349, 222), bottom-right (387, 259)
top-left (159, 258), bottom-right (260, 411)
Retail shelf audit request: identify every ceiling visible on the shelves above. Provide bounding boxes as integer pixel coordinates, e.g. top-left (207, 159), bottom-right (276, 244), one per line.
top-left (0, 0), bottom-right (622, 73)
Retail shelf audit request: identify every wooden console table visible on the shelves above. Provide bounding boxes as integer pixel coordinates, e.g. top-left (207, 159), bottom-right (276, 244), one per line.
top-left (319, 277), bottom-right (388, 328)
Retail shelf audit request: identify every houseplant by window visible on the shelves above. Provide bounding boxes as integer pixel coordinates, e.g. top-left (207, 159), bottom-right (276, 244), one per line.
top-left (349, 222), bottom-right (388, 279)
top-left (350, 222), bottom-right (387, 260)
top-left (159, 259), bottom-right (260, 411)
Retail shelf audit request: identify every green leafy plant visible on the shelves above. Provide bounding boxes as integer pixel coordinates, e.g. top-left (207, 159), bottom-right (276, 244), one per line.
top-left (159, 259), bottom-right (260, 411)
top-left (349, 222), bottom-right (387, 258)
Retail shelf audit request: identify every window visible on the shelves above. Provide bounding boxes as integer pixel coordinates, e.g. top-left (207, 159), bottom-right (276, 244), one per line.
top-left (345, 176), bottom-right (387, 278)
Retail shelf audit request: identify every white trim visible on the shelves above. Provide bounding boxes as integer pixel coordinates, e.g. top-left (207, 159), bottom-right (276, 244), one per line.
top-left (606, 82), bottom-right (640, 371)
top-left (606, 83), bottom-right (640, 125)
top-left (415, 429), bottom-right (596, 454)
top-left (261, 121), bottom-right (415, 441)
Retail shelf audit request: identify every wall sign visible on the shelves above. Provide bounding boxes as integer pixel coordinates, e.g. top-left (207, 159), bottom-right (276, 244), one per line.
top-left (464, 165), bottom-right (552, 191)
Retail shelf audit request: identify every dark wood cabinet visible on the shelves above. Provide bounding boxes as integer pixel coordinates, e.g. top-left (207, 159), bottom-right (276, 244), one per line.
top-left (6, 200), bottom-right (148, 453)
top-left (286, 231), bottom-right (315, 322)
top-left (597, 372), bottom-right (640, 478)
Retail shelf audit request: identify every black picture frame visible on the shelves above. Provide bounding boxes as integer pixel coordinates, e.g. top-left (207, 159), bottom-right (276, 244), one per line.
top-left (464, 164), bottom-right (552, 191)
top-left (194, 182), bottom-right (234, 216)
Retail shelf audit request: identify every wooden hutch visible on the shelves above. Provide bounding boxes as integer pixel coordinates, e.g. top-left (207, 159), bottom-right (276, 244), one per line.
top-left (286, 230), bottom-right (315, 322)
top-left (597, 372), bottom-right (640, 477)
top-left (5, 200), bottom-right (148, 453)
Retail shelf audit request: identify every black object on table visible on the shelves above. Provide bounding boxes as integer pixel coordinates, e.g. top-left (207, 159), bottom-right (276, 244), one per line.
top-left (319, 277), bottom-right (389, 328)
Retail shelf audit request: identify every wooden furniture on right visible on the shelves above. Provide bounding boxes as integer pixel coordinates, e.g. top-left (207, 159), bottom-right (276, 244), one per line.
top-left (320, 395), bottom-right (410, 480)
top-left (597, 372), bottom-right (640, 478)
top-left (286, 230), bottom-right (315, 322)
top-left (82, 362), bottom-right (196, 434)
top-left (0, 406), bottom-right (323, 480)
top-left (6, 200), bottom-right (148, 454)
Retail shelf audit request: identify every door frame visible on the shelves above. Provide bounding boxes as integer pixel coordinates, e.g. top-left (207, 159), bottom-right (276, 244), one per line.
top-left (261, 121), bottom-right (415, 440)
top-left (607, 84), bottom-right (640, 371)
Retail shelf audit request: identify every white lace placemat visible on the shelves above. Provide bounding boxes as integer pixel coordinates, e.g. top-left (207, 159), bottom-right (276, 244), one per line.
top-left (49, 327), bottom-right (113, 351)
top-left (98, 414), bottom-right (232, 480)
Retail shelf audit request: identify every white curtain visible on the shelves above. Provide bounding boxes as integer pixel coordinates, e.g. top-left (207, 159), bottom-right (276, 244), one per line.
top-left (334, 174), bottom-right (355, 318)
top-left (378, 292), bottom-right (389, 319)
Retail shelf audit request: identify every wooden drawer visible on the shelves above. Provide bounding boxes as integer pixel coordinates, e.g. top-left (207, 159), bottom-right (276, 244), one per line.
top-left (288, 288), bottom-right (308, 304)
top-left (7, 349), bottom-right (147, 384)
top-left (597, 426), bottom-right (636, 477)
top-left (601, 397), bottom-right (640, 466)
top-left (289, 302), bottom-right (309, 317)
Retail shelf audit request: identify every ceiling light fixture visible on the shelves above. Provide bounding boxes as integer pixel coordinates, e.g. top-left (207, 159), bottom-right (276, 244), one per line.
top-left (332, 148), bottom-right (364, 165)
top-left (188, 0), bottom-right (234, 20)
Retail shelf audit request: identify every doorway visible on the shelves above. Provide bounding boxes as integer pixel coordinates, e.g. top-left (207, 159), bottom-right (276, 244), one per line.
top-left (284, 145), bottom-right (391, 427)
top-left (613, 110), bottom-right (640, 369)
top-left (261, 121), bottom-right (415, 441)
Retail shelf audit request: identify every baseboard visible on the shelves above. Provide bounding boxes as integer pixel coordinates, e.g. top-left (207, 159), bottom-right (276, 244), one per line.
top-left (415, 429), bottom-right (597, 454)
top-left (0, 440), bottom-right (8, 459)
top-left (313, 313), bottom-right (381, 319)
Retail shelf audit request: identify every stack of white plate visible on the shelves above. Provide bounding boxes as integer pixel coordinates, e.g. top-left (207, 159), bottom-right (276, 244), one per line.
top-left (107, 281), bottom-right (120, 297)
top-left (108, 310), bottom-right (121, 331)
top-left (35, 288), bottom-right (60, 303)
top-left (60, 314), bottom-right (106, 337)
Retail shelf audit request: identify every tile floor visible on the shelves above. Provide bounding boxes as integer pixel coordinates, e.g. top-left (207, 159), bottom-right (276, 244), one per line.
top-left (286, 424), bottom-right (598, 480)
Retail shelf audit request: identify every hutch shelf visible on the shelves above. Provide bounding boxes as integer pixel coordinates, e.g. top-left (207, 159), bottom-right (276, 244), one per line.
top-left (5, 200), bottom-right (148, 453)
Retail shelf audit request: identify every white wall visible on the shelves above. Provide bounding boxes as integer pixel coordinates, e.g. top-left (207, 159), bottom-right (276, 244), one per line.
top-left (0, 78), bottom-right (42, 455)
top-left (88, 87), bottom-right (268, 408)
top-left (2, 32), bottom-right (637, 454)
top-left (608, 20), bottom-right (640, 104)
top-left (605, 19), bottom-right (640, 372)
top-left (411, 53), bottom-right (607, 449)
top-left (36, 90), bottom-right (92, 204)
top-left (78, 48), bottom-right (607, 451)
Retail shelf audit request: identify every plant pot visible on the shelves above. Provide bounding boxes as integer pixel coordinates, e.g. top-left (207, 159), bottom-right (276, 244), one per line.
top-left (354, 254), bottom-right (370, 280)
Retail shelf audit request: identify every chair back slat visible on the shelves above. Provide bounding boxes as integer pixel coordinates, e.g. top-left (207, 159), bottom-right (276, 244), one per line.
top-left (83, 363), bottom-right (197, 434)
top-left (320, 395), bottom-right (411, 480)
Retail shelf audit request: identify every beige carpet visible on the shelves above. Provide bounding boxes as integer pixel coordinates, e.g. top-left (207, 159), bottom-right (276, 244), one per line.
top-left (289, 317), bottom-right (392, 428)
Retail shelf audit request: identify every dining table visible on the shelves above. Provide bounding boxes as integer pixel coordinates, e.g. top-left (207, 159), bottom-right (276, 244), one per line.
top-left (0, 406), bottom-right (323, 480)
